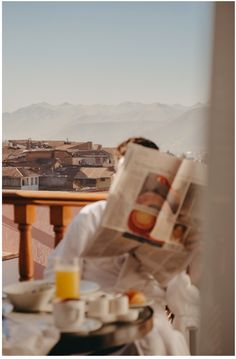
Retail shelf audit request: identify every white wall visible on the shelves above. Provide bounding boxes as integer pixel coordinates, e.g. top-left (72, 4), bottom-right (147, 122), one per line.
top-left (2, 258), bottom-right (19, 286)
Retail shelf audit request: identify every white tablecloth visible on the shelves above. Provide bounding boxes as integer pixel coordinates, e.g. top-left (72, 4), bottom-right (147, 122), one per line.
top-left (3, 311), bottom-right (60, 356)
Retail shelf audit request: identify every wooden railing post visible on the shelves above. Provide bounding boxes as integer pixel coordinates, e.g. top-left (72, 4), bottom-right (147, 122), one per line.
top-left (50, 206), bottom-right (73, 247)
top-left (3, 190), bottom-right (107, 282)
top-left (14, 205), bottom-right (36, 281)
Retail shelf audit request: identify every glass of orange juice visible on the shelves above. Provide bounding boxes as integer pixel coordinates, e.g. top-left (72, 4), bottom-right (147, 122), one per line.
top-left (54, 257), bottom-right (80, 300)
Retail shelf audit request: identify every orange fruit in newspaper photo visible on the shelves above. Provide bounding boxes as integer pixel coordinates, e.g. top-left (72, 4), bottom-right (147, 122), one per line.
top-left (128, 210), bottom-right (156, 235)
top-left (156, 175), bottom-right (171, 188)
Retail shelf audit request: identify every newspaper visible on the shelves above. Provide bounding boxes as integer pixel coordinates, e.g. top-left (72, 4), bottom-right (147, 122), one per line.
top-left (85, 143), bottom-right (207, 285)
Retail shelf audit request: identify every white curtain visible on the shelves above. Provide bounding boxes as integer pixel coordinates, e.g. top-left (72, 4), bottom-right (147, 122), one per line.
top-left (198, 2), bottom-right (234, 355)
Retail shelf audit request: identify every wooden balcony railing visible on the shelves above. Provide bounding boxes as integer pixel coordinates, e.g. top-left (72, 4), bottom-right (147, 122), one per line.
top-left (3, 189), bottom-right (108, 281)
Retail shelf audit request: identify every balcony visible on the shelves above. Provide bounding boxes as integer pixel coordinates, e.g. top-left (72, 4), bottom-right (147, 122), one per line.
top-left (2, 189), bottom-right (107, 281)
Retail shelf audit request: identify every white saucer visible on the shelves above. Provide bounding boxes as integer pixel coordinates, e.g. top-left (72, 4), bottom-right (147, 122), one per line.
top-left (34, 280), bottom-right (100, 312)
top-left (59, 318), bottom-right (102, 333)
top-left (80, 280), bottom-right (100, 295)
top-left (117, 309), bottom-right (140, 322)
top-left (88, 309), bottom-right (140, 324)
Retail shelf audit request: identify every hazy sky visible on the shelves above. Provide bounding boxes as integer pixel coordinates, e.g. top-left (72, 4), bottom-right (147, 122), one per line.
top-left (3, 1), bottom-right (214, 112)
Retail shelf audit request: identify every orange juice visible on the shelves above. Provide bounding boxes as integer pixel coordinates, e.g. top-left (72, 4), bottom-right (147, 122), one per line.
top-left (55, 266), bottom-right (80, 299)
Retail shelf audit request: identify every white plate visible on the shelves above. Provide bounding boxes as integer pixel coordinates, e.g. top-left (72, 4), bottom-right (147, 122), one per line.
top-left (37, 280), bottom-right (100, 313)
top-left (80, 280), bottom-right (100, 295)
top-left (129, 299), bottom-right (153, 308)
top-left (92, 309), bottom-right (140, 324)
top-left (59, 318), bottom-right (102, 334)
top-left (117, 309), bottom-right (140, 322)
top-left (4, 280), bottom-right (100, 313)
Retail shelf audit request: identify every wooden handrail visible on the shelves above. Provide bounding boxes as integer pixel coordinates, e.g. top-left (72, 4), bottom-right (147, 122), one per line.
top-left (3, 189), bottom-right (108, 206)
top-left (3, 190), bottom-right (108, 281)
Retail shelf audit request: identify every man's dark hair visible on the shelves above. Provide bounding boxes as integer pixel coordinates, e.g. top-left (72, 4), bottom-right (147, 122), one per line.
top-left (116, 137), bottom-right (159, 158)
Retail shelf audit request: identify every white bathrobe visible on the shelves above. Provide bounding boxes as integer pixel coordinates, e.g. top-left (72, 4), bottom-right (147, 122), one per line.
top-left (44, 200), bottom-right (194, 355)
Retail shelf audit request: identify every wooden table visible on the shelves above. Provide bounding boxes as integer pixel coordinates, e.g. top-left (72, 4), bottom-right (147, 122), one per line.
top-left (48, 306), bottom-right (154, 355)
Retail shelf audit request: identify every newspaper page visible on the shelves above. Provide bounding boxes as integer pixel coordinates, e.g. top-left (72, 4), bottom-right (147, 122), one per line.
top-left (85, 143), bottom-right (207, 285)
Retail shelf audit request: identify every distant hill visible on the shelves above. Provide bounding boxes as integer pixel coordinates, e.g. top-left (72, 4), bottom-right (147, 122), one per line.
top-left (2, 102), bottom-right (208, 155)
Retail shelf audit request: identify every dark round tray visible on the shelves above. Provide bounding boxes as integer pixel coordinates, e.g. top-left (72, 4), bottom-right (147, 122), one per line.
top-left (48, 306), bottom-right (154, 355)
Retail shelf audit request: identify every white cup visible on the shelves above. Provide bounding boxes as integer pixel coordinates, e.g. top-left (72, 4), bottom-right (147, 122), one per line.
top-left (53, 299), bottom-right (85, 330)
top-left (109, 295), bottom-right (129, 315)
top-left (87, 296), bottom-right (110, 318)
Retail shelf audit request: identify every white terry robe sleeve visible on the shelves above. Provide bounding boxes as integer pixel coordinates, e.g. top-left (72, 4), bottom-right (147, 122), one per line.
top-left (44, 200), bottom-right (106, 281)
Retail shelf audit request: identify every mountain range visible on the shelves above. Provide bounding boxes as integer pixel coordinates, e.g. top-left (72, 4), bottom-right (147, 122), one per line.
top-left (3, 102), bottom-right (208, 155)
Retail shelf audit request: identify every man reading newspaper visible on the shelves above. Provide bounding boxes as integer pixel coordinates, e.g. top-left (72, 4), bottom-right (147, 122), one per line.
top-left (45, 137), bottom-right (206, 355)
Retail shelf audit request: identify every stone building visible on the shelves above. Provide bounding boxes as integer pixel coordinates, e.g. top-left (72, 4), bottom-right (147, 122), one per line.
top-left (71, 150), bottom-right (113, 166)
top-left (2, 167), bottom-right (39, 190)
top-left (73, 167), bottom-right (114, 190)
